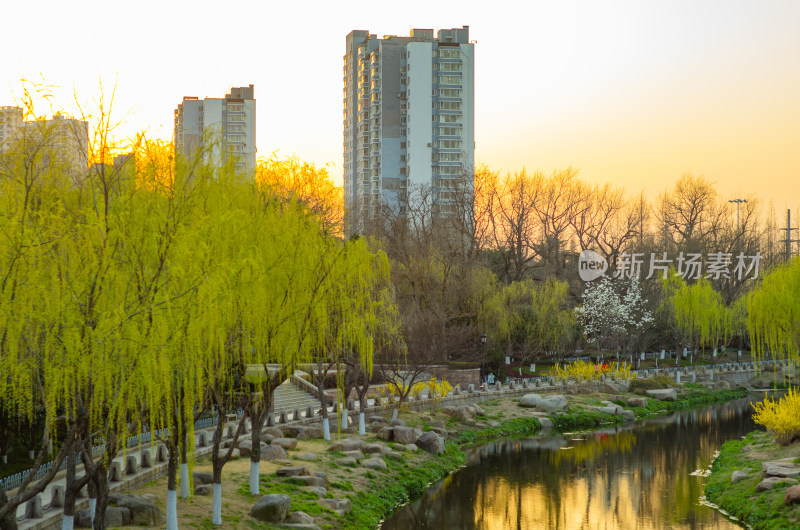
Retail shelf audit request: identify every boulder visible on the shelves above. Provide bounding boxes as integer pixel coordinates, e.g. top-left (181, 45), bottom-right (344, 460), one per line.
top-left (318, 498), bottom-right (352, 516)
top-left (264, 427), bottom-right (284, 439)
top-left (390, 418), bottom-right (406, 426)
top-left (416, 431), bottom-right (445, 455)
top-left (283, 426), bottom-right (307, 438)
top-left (363, 457), bottom-right (388, 470)
top-left (364, 443), bottom-right (385, 454)
top-left (195, 484), bottom-right (213, 496)
top-left (296, 432), bottom-right (309, 441)
top-left (428, 420), bottom-right (446, 429)
top-left (404, 444), bottom-right (419, 452)
top-left (538, 417), bottom-right (554, 429)
top-left (336, 456), bottom-right (358, 467)
top-left (294, 452), bottom-right (317, 461)
top-left (645, 389), bottom-right (677, 401)
top-left (731, 470), bottom-right (750, 484)
top-left (756, 477), bottom-right (795, 492)
top-left (115, 495), bottom-right (161, 526)
top-left (431, 427), bottom-right (448, 437)
top-left (785, 484), bottom-right (800, 505)
top-left (342, 450), bottom-right (364, 460)
top-left (602, 382), bottom-right (620, 394)
top-left (76, 507), bottom-right (131, 528)
top-left (377, 427), bottom-right (394, 441)
top-left (261, 444), bottom-right (288, 461)
top-left (250, 493), bottom-right (291, 523)
top-left (762, 460), bottom-right (800, 479)
top-left (329, 437), bottom-right (364, 452)
top-left (239, 440), bottom-right (268, 458)
top-left (621, 410), bottom-right (636, 422)
top-left (518, 394), bottom-right (568, 412)
top-left (305, 426), bottom-right (324, 439)
top-left (471, 404), bottom-right (486, 416)
top-left (193, 471), bottom-right (214, 485)
top-left (594, 405), bottom-right (620, 415)
top-left (276, 466), bottom-right (306, 477)
top-left (303, 486), bottom-right (327, 498)
top-left (442, 406), bottom-right (473, 422)
top-left (291, 475), bottom-right (328, 488)
top-left (626, 397), bottom-right (648, 408)
top-left (385, 451), bottom-right (403, 460)
top-left (392, 426), bottom-right (418, 445)
top-left (272, 438), bottom-right (298, 450)
top-left (286, 511), bottom-right (316, 524)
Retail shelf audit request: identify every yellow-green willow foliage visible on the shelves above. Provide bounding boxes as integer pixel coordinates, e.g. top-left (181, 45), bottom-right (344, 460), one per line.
top-left (662, 273), bottom-right (732, 354)
top-left (481, 277), bottom-right (576, 357)
top-left (747, 258), bottom-right (800, 361)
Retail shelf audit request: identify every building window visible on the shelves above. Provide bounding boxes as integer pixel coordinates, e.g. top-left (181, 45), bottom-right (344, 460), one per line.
top-left (438, 139), bottom-right (462, 149)
top-left (439, 126), bottom-right (460, 136)
top-left (438, 114), bottom-right (462, 124)
top-left (439, 49), bottom-right (459, 59)
top-left (440, 63), bottom-right (462, 72)
top-left (439, 101), bottom-right (462, 111)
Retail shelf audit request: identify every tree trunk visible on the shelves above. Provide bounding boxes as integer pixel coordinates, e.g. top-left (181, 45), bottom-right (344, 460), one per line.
top-left (91, 462), bottom-right (108, 530)
top-left (0, 487), bottom-right (18, 530)
top-left (166, 443), bottom-right (178, 530)
top-left (248, 405), bottom-right (264, 496)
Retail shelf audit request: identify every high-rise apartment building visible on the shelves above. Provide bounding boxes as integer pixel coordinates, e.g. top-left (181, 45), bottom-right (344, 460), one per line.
top-left (0, 107), bottom-right (88, 182)
top-left (174, 85), bottom-right (256, 173)
top-left (343, 27), bottom-right (475, 233)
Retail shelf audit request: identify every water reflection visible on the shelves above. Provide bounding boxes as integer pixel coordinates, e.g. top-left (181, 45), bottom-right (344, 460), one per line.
top-left (382, 397), bottom-right (761, 529)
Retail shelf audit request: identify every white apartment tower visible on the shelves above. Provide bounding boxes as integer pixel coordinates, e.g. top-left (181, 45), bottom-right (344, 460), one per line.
top-left (174, 85), bottom-right (256, 173)
top-left (343, 27), bottom-right (475, 234)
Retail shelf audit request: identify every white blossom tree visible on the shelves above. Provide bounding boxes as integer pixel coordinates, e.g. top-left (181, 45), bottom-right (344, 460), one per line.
top-left (575, 276), bottom-right (654, 359)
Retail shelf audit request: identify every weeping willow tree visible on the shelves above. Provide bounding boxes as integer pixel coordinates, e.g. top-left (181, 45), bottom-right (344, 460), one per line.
top-left (747, 258), bottom-right (800, 367)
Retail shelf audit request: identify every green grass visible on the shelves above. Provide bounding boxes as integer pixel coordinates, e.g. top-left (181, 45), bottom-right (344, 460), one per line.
top-left (705, 431), bottom-right (800, 529)
top-left (454, 417), bottom-right (541, 445)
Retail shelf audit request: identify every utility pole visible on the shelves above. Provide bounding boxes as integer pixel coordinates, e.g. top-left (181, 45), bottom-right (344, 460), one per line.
top-left (779, 209), bottom-right (799, 262)
top-left (729, 199), bottom-right (747, 234)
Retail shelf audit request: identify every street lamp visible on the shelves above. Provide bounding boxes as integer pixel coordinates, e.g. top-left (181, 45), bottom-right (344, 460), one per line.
top-left (729, 199), bottom-right (748, 234)
top-left (480, 333), bottom-right (487, 384)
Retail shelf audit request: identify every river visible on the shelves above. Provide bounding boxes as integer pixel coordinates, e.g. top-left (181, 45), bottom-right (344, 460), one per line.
top-left (382, 396), bottom-right (764, 529)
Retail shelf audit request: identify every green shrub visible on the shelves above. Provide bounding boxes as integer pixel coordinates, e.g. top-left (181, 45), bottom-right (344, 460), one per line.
top-left (629, 375), bottom-right (676, 394)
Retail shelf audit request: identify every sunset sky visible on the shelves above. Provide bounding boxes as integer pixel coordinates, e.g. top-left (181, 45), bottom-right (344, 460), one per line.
top-left (2, 0), bottom-right (798, 213)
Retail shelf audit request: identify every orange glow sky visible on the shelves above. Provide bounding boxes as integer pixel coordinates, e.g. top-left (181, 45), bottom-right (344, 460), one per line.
top-left (2, 1), bottom-right (798, 212)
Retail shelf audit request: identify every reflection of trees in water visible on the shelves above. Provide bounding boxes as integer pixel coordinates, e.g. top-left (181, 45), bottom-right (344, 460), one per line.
top-left (382, 398), bottom-right (756, 529)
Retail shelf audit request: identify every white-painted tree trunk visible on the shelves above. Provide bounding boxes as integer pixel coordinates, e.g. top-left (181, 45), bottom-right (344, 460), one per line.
top-left (212, 483), bottom-right (222, 525)
top-left (166, 489), bottom-right (178, 530)
top-left (89, 498), bottom-right (96, 527)
top-left (322, 418), bottom-right (330, 441)
top-left (61, 515), bottom-right (74, 530)
top-left (358, 412), bottom-right (366, 435)
top-left (249, 461), bottom-right (260, 495)
top-left (28, 450), bottom-right (34, 459)
top-left (676, 371), bottom-right (681, 384)
top-left (341, 409), bottom-right (348, 429)
top-left (180, 463), bottom-right (189, 498)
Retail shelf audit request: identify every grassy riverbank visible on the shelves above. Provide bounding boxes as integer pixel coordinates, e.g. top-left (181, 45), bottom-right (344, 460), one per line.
top-left (705, 431), bottom-right (800, 529)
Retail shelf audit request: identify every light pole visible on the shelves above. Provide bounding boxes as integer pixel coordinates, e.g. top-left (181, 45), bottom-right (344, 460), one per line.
top-left (480, 333), bottom-right (487, 384)
top-left (729, 199), bottom-right (748, 234)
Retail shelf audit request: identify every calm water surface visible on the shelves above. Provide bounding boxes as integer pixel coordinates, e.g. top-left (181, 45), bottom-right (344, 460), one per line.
top-left (382, 396), bottom-right (764, 530)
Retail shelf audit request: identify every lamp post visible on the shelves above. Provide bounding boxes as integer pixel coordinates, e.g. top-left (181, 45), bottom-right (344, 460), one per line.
top-left (729, 199), bottom-right (748, 234)
top-left (480, 333), bottom-right (487, 384)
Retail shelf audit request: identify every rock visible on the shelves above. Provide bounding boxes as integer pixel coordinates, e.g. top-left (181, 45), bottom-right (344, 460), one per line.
top-left (363, 457), bottom-right (388, 470)
top-left (305, 426), bottom-right (324, 439)
top-left (519, 394), bottom-right (568, 412)
top-left (538, 417), bottom-right (554, 429)
top-left (261, 445), bottom-right (288, 461)
top-left (318, 498), bottom-right (352, 516)
top-left (276, 466), bottom-right (306, 477)
top-left (364, 443), bottom-right (385, 454)
top-left (385, 451), bottom-right (403, 460)
top-left (428, 420), bottom-right (446, 429)
top-left (431, 427), bottom-right (448, 437)
top-left (390, 418), bottom-right (406, 426)
top-left (442, 406), bottom-right (474, 422)
top-left (645, 389), bottom-right (677, 401)
top-left (264, 427), bottom-right (284, 439)
top-left (370, 416), bottom-right (386, 424)
top-left (762, 460), bottom-right (800, 479)
top-left (115, 495), bottom-right (161, 526)
top-left (602, 382), bottom-right (620, 393)
top-left (193, 471), bottom-right (212, 487)
top-left (251, 493), bottom-right (291, 523)
top-left (370, 424), bottom-right (383, 434)
top-left (329, 437), bottom-right (364, 452)
top-left (713, 380), bottom-right (731, 390)
top-left (471, 404), bottom-right (486, 416)
top-left (75, 509), bottom-right (93, 528)
top-left (286, 510), bottom-right (316, 524)
top-left (393, 426), bottom-right (418, 445)
top-left (731, 470), bottom-right (750, 484)
top-left (229, 448), bottom-right (241, 460)
top-left (416, 431), bottom-right (445, 455)
top-left (785, 484), bottom-right (800, 505)
top-left (283, 426), bottom-right (307, 438)
top-left (377, 427), bottom-right (394, 441)
top-left (303, 486), bottom-right (327, 498)
top-left (405, 444), bottom-right (419, 452)
top-left (594, 405), bottom-right (620, 415)
top-left (626, 397), bottom-right (648, 408)
top-left (336, 457), bottom-right (358, 467)
top-left (272, 438), bottom-right (298, 450)
top-left (621, 410), bottom-right (636, 422)
top-left (239, 440), bottom-right (268, 458)
top-left (262, 434), bottom-right (275, 444)
top-left (141, 494), bottom-right (158, 504)
top-left (104, 507), bottom-right (130, 527)
top-left (296, 432), bottom-right (309, 441)
top-left (195, 484), bottom-right (213, 496)
top-left (291, 475), bottom-right (327, 488)
top-left (756, 477), bottom-right (794, 491)
top-left (342, 450), bottom-right (364, 460)
top-left (294, 453), bottom-right (317, 461)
